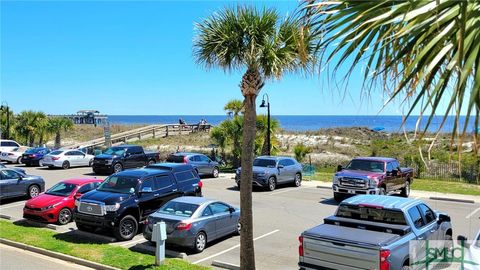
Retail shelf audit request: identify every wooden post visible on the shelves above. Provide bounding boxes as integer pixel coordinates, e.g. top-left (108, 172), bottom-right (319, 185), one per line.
top-left (166, 126), bottom-right (169, 137)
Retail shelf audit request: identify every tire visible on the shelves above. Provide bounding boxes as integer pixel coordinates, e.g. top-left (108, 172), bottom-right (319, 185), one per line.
top-left (193, 231), bottom-right (207, 253)
top-left (441, 234), bottom-right (453, 267)
top-left (401, 180), bottom-right (410, 197)
top-left (16, 157), bottom-right (21, 164)
top-left (57, 208), bottom-right (72, 225)
top-left (267, 176), bottom-right (276, 191)
top-left (114, 215), bottom-right (138, 241)
top-left (235, 220), bottom-right (241, 235)
top-left (62, 161), bottom-right (70, 170)
top-left (333, 192), bottom-right (344, 202)
top-left (147, 159), bottom-right (156, 166)
top-left (293, 173), bottom-right (302, 187)
top-left (212, 167), bottom-right (219, 178)
top-left (88, 159), bottom-right (93, 167)
top-left (28, 185), bottom-right (40, 198)
top-left (113, 163), bottom-right (123, 174)
top-left (379, 186), bottom-right (386, 195)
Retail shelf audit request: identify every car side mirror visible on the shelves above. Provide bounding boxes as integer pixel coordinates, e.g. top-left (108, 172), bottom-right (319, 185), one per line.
top-left (229, 207), bottom-right (235, 213)
top-left (140, 187), bottom-right (152, 193)
top-left (457, 235), bottom-right (470, 248)
top-left (277, 165), bottom-right (284, 169)
top-left (18, 176), bottom-right (23, 181)
top-left (336, 165), bottom-right (343, 172)
top-left (437, 213), bottom-right (451, 225)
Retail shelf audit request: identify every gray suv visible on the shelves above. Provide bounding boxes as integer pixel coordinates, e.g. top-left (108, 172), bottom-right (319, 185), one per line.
top-left (235, 156), bottom-right (302, 191)
top-left (167, 152), bottom-right (220, 178)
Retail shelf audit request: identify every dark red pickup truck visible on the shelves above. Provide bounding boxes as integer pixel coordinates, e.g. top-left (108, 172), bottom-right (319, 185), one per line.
top-left (332, 157), bottom-right (414, 202)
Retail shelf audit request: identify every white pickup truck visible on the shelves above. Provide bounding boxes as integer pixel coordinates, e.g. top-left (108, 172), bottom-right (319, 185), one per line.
top-left (298, 195), bottom-right (453, 270)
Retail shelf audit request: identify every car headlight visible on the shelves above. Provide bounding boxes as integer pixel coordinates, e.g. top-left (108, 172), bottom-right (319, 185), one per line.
top-left (105, 203), bottom-right (120, 212)
top-left (105, 159), bottom-right (113, 165)
top-left (368, 178), bottom-right (377, 188)
top-left (41, 203), bottom-right (60, 211)
top-left (333, 176), bottom-right (340, 185)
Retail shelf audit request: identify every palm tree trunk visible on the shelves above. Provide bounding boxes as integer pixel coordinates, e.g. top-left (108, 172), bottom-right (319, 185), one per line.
top-left (233, 138), bottom-right (241, 167)
top-left (55, 132), bottom-right (61, 148)
top-left (240, 93), bottom-right (256, 270)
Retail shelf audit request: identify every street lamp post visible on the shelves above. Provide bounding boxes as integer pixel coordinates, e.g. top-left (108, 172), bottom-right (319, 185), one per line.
top-left (260, 94), bottom-right (270, 156)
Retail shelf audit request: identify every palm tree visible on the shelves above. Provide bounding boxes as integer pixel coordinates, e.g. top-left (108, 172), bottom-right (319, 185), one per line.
top-left (16, 111), bottom-right (48, 146)
top-left (224, 99), bottom-right (244, 118)
top-left (194, 6), bottom-right (316, 269)
top-left (47, 117), bottom-right (74, 148)
top-left (301, 0), bottom-right (479, 153)
top-left (256, 115), bottom-right (280, 155)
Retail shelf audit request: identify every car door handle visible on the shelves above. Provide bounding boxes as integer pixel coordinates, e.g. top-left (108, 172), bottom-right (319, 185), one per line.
top-left (154, 194), bottom-right (159, 197)
top-left (430, 229), bottom-right (436, 233)
top-left (172, 189), bottom-right (177, 192)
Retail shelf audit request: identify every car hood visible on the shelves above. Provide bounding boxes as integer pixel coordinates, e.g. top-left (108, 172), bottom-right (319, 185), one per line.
top-left (26, 194), bottom-right (67, 208)
top-left (80, 190), bottom-right (131, 205)
top-left (94, 154), bottom-right (117, 160)
top-left (24, 175), bottom-right (44, 182)
top-left (336, 170), bottom-right (385, 179)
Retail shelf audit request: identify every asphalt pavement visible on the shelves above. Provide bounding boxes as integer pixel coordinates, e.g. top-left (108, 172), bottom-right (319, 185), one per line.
top-left (0, 163), bottom-right (479, 269)
top-left (0, 243), bottom-right (93, 270)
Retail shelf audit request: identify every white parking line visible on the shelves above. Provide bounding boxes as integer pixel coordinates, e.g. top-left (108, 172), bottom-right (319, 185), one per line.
top-left (118, 237), bottom-right (147, 247)
top-left (466, 207), bottom-right (480, 219)
top-left (192, 229), bottom-right (280, 264)
top-left (268, 187), bottom-right (316, 196)
top-left (0, 201), bottom-right (26, 209)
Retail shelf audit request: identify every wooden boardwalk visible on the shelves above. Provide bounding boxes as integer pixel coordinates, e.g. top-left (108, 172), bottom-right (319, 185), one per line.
top-left (68, 124), bottom-right (211, 149)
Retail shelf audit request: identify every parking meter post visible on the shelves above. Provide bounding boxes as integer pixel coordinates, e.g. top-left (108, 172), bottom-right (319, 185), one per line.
top-left (153, 221), bottom-right (167, 266)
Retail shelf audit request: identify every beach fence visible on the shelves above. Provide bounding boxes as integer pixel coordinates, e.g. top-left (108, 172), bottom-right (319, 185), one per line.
top-left (406, 161), bottom-right (479, 184)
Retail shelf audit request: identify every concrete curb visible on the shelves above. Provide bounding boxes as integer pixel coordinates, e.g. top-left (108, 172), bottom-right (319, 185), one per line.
top-left (316, 185), bottom-right (331, 190)
top-left (211, 260), bottom-right (240, 270)
top-left (0, 238), bottom-right (120, 270)
top-left (0, 214), bottom-right (12, 220)
top-left (25, 219), bottom-right (58, 230)
top-left (129, 242), bottom-right (187, 259)
top-left (429, 197), bottom-right (475, 204)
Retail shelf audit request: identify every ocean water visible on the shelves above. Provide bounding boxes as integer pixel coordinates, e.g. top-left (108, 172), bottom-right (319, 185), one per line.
top-left (107, 115), bottom-right (474, 133)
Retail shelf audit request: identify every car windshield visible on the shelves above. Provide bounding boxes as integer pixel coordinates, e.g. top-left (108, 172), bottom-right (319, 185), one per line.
top-left (25, 148), bottom-right (45, 154)
top-left (97, 176), bottom-right (138, 194)
top-left (104, 147), bottom-right (125, 156)
top-left (45, 182), bottom-right (78, 197)
top-left (49, 150), bottom-right (63, 155)
top-left (253, 158), bottom-right (276, 168)
top-left (336, 204), bottom-right (407, 225)
top-left (345, 160), bottom-right (385, 172)
top-left (157, 201), bottom-right (199, 217)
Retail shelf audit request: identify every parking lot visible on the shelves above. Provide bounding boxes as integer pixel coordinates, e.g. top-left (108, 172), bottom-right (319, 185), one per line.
top-left (1, 163), bottom-right (479, 269)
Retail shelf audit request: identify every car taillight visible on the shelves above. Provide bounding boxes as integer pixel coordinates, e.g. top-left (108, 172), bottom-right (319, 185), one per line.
top-left (176, 222), bottom-right (192, 231)
top-left (298, 235), bottom-right (304, 257)
top-left (52, 157), bottom-right (60, 160)
top-left (198, 180), bottom-right (203, 188)
top-left (183, 156), bottom-right (188, 164)
top-left (380, 249), bottom-right (390, 270)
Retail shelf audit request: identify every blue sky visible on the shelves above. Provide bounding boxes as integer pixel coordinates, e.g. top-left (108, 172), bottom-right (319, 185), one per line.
top-left (1, 1), bottom-right (423, 116)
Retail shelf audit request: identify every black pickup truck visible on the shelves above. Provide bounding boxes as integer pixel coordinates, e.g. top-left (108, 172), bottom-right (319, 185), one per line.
top-left (92, 145), bottom-right (160, 174)
top-left (74, 163), bottom-right (203, 241)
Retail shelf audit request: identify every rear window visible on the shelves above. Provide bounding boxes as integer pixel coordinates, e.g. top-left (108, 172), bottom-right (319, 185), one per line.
top-left (157, 201), bottom-right (199, 217)
top-left (174, 170), bottom-right (196, 182)
top-left (167, 155), bottom-right (185, 163)
top-left (336, 204), bottom-right (407, 225)
top-left (253, 158), bottom-right (276, 168)
top-left (50, 150), bottom-right (63, 155)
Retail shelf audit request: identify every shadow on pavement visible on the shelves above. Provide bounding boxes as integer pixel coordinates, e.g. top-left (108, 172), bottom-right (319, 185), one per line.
top-left (0, 197), bottom-right (26, 205)
top-left (319, 198), bottom-right (339, 206)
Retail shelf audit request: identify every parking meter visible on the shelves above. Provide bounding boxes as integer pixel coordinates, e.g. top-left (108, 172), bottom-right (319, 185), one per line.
top-left (152, 221), bottom-right (167, 265)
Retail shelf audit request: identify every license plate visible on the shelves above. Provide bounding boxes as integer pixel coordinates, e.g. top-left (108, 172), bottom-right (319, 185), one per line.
top-left (348, 190), bottom-right (355, 194)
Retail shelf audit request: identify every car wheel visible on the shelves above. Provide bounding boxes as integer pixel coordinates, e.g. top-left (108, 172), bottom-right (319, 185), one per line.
top-left (441, 234), bottom-right (453, 266)
top-left (212, 167), bottom-right (219, 178)
top-left (267, 177), bottom-right (276, 191)
top-left (293, 173), bottom-right (302, 187)
top-left (16, 157), bottom-right (21, 164)
top-left (147, 160), bottom-right (155, 166)
top-left (235, 221), bottom-right (241, 235)
top-left (193, 231), bottom-right (207, 253)
top-left (28, 185), bottom-right (40, 198)
top-left (401, 181), bottom-right (410, 197)
top-left (379, 187), bottom-right (386, 195)
top-left (57, 208), bottom-right (72, 225)
top-left (114, 215), bottom-right (138, 241)
top-left (333, 192), bottom-right (344, 202)
top-left (88, 159), bottom-right (93, 167)
top-left (38, 160), bottom-right (43, 167)
top-left (62, 161), bottom-right (70, 170)
top-left (113, 163), bottom-right (123, 173)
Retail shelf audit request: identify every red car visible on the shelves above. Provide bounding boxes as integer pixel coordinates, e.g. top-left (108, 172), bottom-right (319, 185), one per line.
top-left (23, 178), bottom-right (103, 225)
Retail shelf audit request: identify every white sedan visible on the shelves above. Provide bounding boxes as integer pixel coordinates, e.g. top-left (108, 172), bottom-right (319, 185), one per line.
top-left (42, 149), bottom-right (94, 169)
top-left (0, 147), bottom-right (30, 164)
top-left (458, 230), bottom-right (480, 270)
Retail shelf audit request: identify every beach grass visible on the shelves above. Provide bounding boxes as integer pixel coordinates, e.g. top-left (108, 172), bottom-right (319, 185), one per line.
top-left (0, 220), bottom-right (209, 270)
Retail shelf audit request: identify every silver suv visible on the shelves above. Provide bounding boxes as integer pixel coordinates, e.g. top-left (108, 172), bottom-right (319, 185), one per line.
top-left (235, 156), bottom-right (303, 191)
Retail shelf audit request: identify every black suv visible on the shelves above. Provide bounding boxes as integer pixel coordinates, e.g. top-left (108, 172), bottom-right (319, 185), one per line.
top-left (73, 163), bottom-right (202, 241)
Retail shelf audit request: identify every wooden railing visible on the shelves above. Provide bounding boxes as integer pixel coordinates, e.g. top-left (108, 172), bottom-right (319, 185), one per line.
top-left (68, 123), bottom-right (211, 149)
